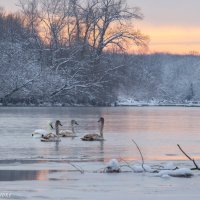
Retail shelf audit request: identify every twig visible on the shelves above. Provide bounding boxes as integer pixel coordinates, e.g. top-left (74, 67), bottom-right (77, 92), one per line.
top-left (94, 167), bottom-right (106, 173)
top-left (119, 157), bottom-right (134, 171)
top-left (68, 162), bottom-right (84, 174)
top-left (120, 165), bottom-right (135, 171)
top-left (151, 164), bottom-right (178, 171)
top-left (177, 144), bottom-right (200, 170)
top-left (120, 158), bottom-right (134, 171)
top-left (132, 139), bottom-right (146, 172)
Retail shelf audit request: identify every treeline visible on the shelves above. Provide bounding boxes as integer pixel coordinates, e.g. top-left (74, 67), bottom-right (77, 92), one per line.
top-left (0, 0), bottom-right (147, 106)
top-left (120, 54), bottom-right (200, 104)
top-left (0, 0), bottom-right (200, 106)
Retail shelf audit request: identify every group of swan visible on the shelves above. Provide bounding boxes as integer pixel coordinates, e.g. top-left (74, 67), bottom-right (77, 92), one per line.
top-left (32, 117), bottom-right (105, 142)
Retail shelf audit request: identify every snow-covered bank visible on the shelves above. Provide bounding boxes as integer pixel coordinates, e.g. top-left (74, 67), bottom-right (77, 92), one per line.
top-left (1, 101), bottom-right (200, 107)
top-left (116, 97), bottom-right (200, 107)
top-left (0, 160), bottom-right (200, 200)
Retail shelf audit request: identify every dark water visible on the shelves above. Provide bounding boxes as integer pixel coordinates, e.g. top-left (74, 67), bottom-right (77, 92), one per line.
top-left (0, 106), bottom-right (200, 162)
top-left (0, 169), bottom-right (67, 181)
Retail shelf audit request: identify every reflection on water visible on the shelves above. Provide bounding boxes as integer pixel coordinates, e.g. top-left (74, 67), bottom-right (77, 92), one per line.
top-left (0, 170), bottom-right (63, 181)
top-left (0, 107), bottom-right (200, 161)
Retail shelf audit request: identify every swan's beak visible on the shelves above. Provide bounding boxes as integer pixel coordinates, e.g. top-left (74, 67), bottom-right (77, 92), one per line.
top-left (50, 124), bottom-right (54, 129)
top-left (75, 122), bottom-right (79, 125)
top-left (60, 122), bottom-right (63, 126)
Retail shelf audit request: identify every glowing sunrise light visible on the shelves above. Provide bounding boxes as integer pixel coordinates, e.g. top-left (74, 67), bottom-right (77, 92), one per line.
top-left (2, 0), bottom-right (200, 55)
top-left (139, 24), bottom-right (200, 54)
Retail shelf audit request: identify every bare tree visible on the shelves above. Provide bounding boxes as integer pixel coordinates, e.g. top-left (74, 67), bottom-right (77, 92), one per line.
top-left (12, 0), bottom-right (148, 105)
top-left (18, 0), bottom-right (42, 47)
top-left (76, 0), bottom-right (148, 57)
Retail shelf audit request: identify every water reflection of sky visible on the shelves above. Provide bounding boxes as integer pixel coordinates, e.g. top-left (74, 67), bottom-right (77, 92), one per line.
top-left (0, 107), bottom-right (200, 161)
top-left (0, 170), bottom-right (50, 181)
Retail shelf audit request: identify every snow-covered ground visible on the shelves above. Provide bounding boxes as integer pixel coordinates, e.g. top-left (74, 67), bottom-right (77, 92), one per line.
top-left (0, 160), bottom-right (200, 200)
top-left (116, 97), bottom-right (200, 107)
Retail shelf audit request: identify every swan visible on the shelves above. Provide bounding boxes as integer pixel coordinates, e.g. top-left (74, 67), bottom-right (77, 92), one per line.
top-left (32, 121), bottom-right (54, 138)
top-left (81, 117), bottom-right (105, 141)
top-left (59, 120), bottom-right (79, 137)
top-left (41, 120), bottom-right (62, 142)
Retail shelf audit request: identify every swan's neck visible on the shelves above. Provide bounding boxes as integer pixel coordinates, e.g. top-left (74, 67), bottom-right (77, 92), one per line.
top-left (71, 124), bottom-right (75, 134)
top-left (100, 121), bottom-right (104, 137)
top-left (49, 123), bottom-right (53, 130)
top-left (56, 124), bottom-right (59, 135)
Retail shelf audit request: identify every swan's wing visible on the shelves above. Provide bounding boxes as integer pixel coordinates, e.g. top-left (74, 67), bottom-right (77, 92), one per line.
top-left (59, 130), bottom-right (77, 137)
top-left (81, 134), bottom-right (100, 141)
top-left (33, 129), bottom-right (48, 135)
top-left (41, 137), bottom-right (61, 142)
top-left (60, 130), bottom-right (73, 134)
top-left (32, 134), bottom-right (42, 138)
top-left (41, 133), bottom-right (60, 142)
top-left (41, 133), bottom-right (57, 139)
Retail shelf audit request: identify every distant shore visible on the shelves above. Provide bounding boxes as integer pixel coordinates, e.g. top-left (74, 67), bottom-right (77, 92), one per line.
top-left (0, 102), bottom-right (200, 107)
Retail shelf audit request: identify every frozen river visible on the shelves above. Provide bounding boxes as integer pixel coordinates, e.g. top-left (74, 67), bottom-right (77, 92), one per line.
top-left (0, 107), bottom-right (200, 199)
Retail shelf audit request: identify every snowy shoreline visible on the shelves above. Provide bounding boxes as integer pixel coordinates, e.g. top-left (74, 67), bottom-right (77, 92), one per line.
top-left (115, 98), bottom-right (200, 107)
top-left (1, 158), bottom-right (199, 200)
top-left (1, 100), bottom-right (200, 107)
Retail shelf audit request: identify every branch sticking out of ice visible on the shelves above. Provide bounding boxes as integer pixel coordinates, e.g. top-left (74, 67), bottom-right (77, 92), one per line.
top-left (177, 144), bottom-right (200, 170)
top-left (131, 139), bottom-right (146, 172)
top-left (68, 163), bottom-right (84, 174)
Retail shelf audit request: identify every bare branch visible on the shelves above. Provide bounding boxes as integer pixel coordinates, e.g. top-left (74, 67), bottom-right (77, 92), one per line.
top-left (177, 144), bottom-right (200, 170)
top-left (131, 139), bottom-right (146, 172)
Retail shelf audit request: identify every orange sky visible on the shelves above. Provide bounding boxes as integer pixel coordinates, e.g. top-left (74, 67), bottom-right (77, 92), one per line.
top-left (131, 0), bottom-right (200, 54)
top-left (135, 23), bottom-right (200, 54)
top-left (1, 0), bottom-right (200, 54)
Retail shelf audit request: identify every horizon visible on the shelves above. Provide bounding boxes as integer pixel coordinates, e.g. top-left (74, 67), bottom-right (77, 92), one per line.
top-left (1, 0), bottom-right (200, 54)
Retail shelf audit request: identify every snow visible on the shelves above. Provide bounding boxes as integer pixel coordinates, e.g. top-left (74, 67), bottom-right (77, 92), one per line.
top-left (132, 164), bottom-right (154, 173)
top-left (157, 168), bottom-right (193, 178)
top-left (0, 161), bottom-right (199, 200)
top-left (163, 162), bottom-right (176, 170)
top-left (105, 159), bottom-right (121, 172)
top-left (116, 97), bottom-right (200, 107)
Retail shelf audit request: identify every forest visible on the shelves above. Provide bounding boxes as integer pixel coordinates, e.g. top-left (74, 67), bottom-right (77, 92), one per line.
top-left (0, 0), bottom-right (199, 106)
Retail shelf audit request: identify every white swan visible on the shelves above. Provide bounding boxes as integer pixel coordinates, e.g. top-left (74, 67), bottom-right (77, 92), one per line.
top-left (81, 117), bottom-right (105, 141)
top-left (41, 120), bottom-right (62, 142)
top-left (32, 121), bottom-right (54, 138)
top-left (60, 120), bottom-right (79, 137)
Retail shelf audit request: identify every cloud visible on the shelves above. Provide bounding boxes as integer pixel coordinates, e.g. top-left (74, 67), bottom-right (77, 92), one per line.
top-left (128, 0), bottom-right (200, 26)
top-left (134, 23), bottom-right (200, 54)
